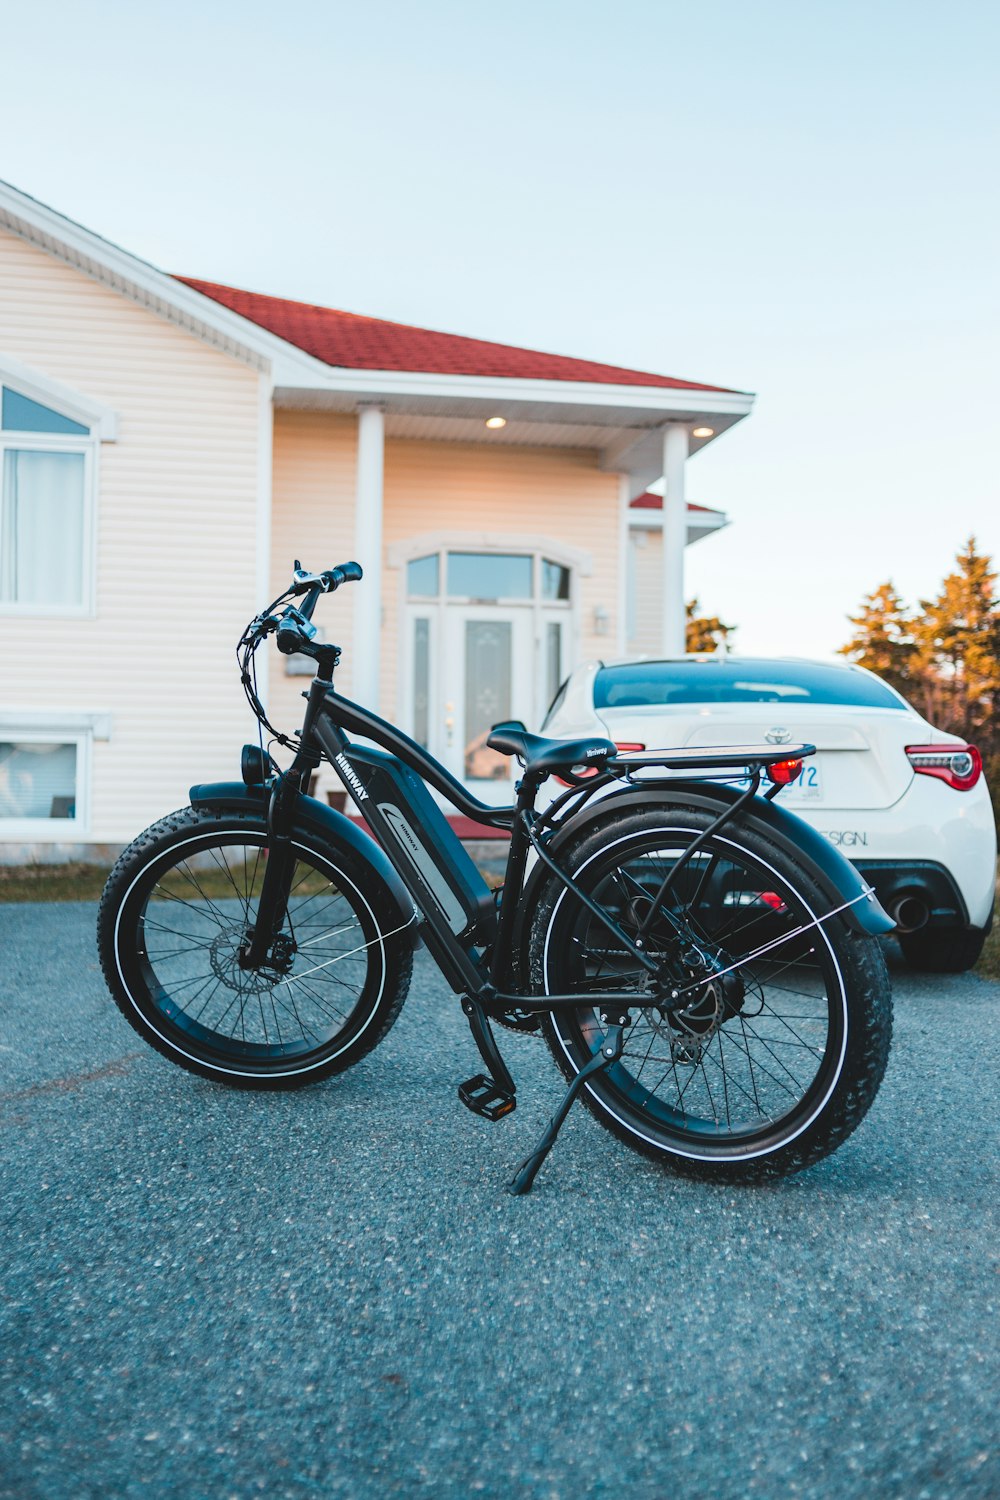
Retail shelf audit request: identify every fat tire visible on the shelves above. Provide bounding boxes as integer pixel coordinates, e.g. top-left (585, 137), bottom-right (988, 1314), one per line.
top-left (528, 805), bottom-right (893, 1183)
top-left (97, 804), bottom-right (413, 1089)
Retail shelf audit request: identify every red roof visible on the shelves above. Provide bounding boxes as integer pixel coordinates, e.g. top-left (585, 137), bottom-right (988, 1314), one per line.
top-left (175, 277), bottom-right (736, 393)
top-left (632, 494), bottom-right (717, 512)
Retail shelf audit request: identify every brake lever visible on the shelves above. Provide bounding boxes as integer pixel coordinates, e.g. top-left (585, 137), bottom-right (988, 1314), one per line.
top-left (291, 561), bottom-right (329, 595)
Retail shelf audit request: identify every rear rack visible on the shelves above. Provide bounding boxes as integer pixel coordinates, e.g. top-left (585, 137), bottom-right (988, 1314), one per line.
top-left (608, 742), bottom-right (816, 771)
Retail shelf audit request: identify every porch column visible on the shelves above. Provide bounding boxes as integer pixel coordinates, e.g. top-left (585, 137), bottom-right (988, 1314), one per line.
top-left (661, 423), bottom-right (689, 655)
top-left (353, 403), bottom-right (385, 708)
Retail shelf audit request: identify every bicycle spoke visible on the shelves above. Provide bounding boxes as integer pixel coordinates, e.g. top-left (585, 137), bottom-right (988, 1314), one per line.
top-left (134, 835), bottom-right (383, 1059)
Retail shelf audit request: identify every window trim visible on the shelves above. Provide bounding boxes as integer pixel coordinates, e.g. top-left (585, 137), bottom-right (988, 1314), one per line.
top-left (0, 726), bottom-right (91, 839)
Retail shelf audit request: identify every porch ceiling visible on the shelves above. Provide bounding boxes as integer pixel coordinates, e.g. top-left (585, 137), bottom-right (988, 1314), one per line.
top-left (272, 385), bottom-right (748, 461)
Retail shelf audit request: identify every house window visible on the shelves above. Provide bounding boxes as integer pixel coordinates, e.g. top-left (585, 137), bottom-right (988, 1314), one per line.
top-left (542, 559), bottom-right (571, 601)
top-left (446, 551), bottom-right (533, 600)
top-left (0, 384), bottom-right (94, 611)
top-left (1, 388), bottom-right (90, 436)
top-left (406, 553), bottom-right (439, 597)
top-left (0, 734), bottom-right (86, 830)
top-left (406, 549), bottom-right (575, 609)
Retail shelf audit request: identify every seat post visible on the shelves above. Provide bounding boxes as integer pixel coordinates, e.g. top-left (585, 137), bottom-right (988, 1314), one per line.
top-left (490, 769), bottom-right (544, 990)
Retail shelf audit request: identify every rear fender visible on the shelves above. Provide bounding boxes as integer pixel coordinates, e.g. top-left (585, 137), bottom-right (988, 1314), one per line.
top-left (188, 781), bottom-right (419, 941)
top-left (514, 782), bottom-right (895, 970)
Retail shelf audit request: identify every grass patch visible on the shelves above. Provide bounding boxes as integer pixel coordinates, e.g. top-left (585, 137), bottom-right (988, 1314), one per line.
top-left (150, 865), bottom-right (332, 901)
top-left (2, 858), bottom-right (997, 981)
top-left (0, 860), bottom-right (336, 904)
top-left (975, 871), bottom-right (1000, 981)
top-left (0, 862), bottom-right (111, 903)
top-left (977, 929), bottom-right (1000, 980)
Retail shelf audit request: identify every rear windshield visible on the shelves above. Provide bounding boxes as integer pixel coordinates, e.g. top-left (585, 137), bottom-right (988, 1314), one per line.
top-left (594, 660), bottom-right (907, 711)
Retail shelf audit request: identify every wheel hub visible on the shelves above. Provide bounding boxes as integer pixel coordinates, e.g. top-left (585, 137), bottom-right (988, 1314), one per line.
top-left (216, 929), bottom-right (296, 991)
top-left (645, 947), bottom-right (747, 1065)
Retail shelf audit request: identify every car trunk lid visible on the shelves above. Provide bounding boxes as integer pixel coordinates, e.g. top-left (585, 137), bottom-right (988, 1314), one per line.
top-left (598, 703), bottom-right (917, 810)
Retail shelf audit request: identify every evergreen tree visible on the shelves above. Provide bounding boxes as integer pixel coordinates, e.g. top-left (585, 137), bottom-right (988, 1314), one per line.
top-left (913, 536), bottom-right (1000, 742)
top-left (841, 539), bottom-right (1000, 795)
top-left (686, 598), bottom-right (735, 653)
top-left (839, 581), bottom-right (918, 698)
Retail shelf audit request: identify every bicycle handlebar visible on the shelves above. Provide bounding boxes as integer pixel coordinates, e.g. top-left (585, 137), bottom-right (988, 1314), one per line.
top-left (256, 559), bottom-right (364, 657)
top-left (290, 559), bottom-right (363, 597)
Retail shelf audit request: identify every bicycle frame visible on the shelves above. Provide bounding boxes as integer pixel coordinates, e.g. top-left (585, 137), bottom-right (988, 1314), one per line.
top-left (248, 667), bottom-right (699, 1017)
top-left (239, 650), bottom-right (889, 1039)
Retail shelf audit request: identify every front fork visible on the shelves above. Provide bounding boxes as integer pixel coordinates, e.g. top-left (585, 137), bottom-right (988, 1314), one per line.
top-left (239, 666), bottom-right (333, 971)
top-left (238, 767), bottom-right (310, 970)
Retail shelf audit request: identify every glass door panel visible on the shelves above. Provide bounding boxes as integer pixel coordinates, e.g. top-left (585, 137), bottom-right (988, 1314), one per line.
top-left (464, 619), bottom-right (512, 780)
top-left (412, 617), bottom-right (431, 749)
top-left (544, 619), bottom-right (563, 709)
top-left (440, 606), bottom-right (532, 802)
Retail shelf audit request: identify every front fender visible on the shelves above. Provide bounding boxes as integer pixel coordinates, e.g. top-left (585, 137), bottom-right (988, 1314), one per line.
top-left (517, 782), bottom-right (895, 962)
top-left (188, 781), bottom-right (418, 941)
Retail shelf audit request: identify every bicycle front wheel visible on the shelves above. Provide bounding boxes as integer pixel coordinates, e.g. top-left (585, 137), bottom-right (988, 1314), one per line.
top-left (529, 806), bottom-right (892, 1181)
top-left (98, 804), bottom-right (413, 1088)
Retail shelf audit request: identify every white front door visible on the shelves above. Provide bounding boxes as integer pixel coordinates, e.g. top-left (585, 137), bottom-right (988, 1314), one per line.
top-left (401, 545), bottom-right (574, 805)
top-left (440, 606), bottom-right (533, 803)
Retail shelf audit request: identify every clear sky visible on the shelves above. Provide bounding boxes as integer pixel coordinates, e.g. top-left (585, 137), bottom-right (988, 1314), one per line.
top-left (3, 0), bottom-right (997, 658)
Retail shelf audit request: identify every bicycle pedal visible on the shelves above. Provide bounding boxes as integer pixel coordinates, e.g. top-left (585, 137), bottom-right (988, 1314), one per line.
top-left (458, 1074), bottom-right (516, 1121)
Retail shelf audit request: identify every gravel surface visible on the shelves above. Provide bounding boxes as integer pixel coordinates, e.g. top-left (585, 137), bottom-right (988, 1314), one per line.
top-left (1, 902), bottom-right (997, 1499)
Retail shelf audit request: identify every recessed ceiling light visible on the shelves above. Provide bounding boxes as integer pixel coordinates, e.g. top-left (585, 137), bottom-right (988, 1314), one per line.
top-left (692, 426), bottom-right (715, 438)
top-left (485, 416), bottom-right (507, 429)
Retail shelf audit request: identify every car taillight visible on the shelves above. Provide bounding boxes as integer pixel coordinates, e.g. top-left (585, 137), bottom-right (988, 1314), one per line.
top-left (905, 743), bottom-right (982, 791)
top-left (554, 742), bottom-right (646, 788)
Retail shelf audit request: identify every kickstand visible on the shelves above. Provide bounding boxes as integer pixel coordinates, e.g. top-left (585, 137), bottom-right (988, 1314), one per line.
top-left (508, 1017), bottom-right (628, 1196)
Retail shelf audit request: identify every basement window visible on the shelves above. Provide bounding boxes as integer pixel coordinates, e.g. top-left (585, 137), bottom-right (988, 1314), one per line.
top-left (0, 734), bottom-right (88, 833)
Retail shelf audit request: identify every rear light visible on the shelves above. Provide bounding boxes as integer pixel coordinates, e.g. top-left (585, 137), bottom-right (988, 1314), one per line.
top-left (555, 742), bottom-right (646, 788)
top-left (766, 758), bottom-right (803, 786)
top-left (905, 743), bottom-right (982, 791)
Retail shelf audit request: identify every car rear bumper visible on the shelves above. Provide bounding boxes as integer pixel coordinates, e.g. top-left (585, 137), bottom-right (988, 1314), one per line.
top-left (850, 859), bottom-right (994, 935)
top-left (800, 780), bottom-right (996, 927)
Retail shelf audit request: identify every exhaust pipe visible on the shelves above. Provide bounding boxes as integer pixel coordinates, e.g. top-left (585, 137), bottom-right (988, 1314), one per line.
top-left (890, 894), bottom-right (930, 933)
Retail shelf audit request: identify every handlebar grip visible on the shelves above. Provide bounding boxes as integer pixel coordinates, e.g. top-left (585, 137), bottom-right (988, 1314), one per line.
top-left (325, 561), bottom-right (363, 589)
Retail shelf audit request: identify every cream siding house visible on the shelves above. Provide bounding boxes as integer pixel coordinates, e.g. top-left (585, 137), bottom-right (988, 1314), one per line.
top-left (0, 182), bottom-right (753, 858)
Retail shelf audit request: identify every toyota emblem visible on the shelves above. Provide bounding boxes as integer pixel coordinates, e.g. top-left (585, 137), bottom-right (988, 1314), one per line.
top-left (765, 727), bottom-right (792, 745)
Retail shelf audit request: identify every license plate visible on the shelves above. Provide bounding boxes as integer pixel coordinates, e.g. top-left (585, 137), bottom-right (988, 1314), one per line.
top-left (783, 759), bottom-right (823, 801)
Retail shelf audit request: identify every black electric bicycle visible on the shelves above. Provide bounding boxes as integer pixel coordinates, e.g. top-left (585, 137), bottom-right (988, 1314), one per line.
top-left (98, 561), bottom-right (894, 1193)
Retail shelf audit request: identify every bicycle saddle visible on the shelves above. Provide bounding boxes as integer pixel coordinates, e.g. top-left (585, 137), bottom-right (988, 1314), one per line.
top-left (486, 723), bottom-right (616, 776)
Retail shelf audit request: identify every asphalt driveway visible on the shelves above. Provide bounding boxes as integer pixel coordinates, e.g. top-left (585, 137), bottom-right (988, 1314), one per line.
top-left (1, 901), bottom-right (997, 1500)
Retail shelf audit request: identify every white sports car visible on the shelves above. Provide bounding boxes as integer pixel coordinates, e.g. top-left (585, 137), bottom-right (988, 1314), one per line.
top-left (540, 656), bottom-right (997, 973)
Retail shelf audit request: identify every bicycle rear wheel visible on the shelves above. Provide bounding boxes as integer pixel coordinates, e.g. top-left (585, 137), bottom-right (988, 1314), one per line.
top-left (528, 806), bottom-right (892, 1181)
top-left (98, 804), bottom-right (413, 1088)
